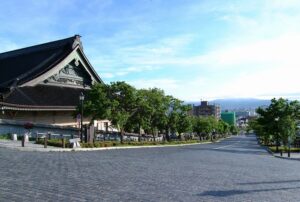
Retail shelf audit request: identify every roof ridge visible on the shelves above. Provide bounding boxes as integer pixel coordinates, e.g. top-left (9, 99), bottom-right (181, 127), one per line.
top-left (0, 35), bottom-right (80, 60)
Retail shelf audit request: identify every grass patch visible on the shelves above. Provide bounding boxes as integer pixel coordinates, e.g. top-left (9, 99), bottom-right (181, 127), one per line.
top-left (269, 146), bottom-right (300, 153)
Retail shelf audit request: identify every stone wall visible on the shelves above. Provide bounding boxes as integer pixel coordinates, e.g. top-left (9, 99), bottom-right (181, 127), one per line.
top-left (0, 119), bottom-right (79, 137)
top-left (0, 111), bottom-right (91, 126)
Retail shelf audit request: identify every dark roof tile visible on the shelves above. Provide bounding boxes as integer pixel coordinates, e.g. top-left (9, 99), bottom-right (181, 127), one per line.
top-left (0, 35), bottom-right (80, 88)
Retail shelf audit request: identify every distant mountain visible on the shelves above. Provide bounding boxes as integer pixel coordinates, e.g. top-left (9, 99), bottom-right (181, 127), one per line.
top-left (187, 98), bottom-right (270, 111)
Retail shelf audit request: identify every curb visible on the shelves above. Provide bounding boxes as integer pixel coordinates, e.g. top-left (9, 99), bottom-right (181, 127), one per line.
top-left (261, 144), bottom-right (300, 161)
top-left (0, 136), bottom-right (232, 152)
top-left (256, 136), bottom-right (300, 161)
top-left (273, 155), bottom-right (300, 161)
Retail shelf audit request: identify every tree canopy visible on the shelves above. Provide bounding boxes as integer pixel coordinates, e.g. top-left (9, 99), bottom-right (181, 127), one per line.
top-left (251, 98), bottom-right (300, 149)
top-left (81, 82), bottom-right (234, 143)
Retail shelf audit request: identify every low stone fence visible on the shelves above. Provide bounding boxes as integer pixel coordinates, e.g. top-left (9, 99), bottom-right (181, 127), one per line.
top-left (95, 132), bottom-right (164, 142)
top-left (0, 119), bottom-right (79, 137)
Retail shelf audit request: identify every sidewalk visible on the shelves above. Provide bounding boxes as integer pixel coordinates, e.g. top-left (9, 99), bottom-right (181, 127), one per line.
top-left (272, 151), bottom-right (300, 161)
top-left (264, 146), bottom-right (300, 160)
top-left (0, 140), bottom-right (68, 152)
top-left (0, 137), bottom-right (230, 152)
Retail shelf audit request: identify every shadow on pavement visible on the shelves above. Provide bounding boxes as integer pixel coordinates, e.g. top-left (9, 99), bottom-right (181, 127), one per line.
top-left (180, 145), bottom-right (267, 156)
top-left (198, 186), bottom-right (300, 197)
top-left (238, 179), bottom-right (300, 185)
top-left (180, 135), bottom-right (268, 156)
top-left (211, 148), bottom-right (268, 155)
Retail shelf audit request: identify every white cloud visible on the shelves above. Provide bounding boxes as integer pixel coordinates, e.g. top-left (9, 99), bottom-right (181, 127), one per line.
top-left (195, 33), bottom-right (300, 68)
top-left (129, 76), bottom-right (208, 101)
top-left (101, 72), bottom-right (115, 79)
top-left (132, 32), bottom-right (300, 69)
top-left (267, 0), bottom-right (300, 9)
top-left (129, 78), bottom-right (179, 94)
top-left (101, 65), bottom-right (159, 79)
top-left (207, 65), bottom-right (300, 100)
top-left (125, 31), bottom-right (300, 100)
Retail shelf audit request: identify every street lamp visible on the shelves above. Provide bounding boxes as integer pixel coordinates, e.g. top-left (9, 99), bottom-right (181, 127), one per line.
top-left (274, 117), bottom-right (280, 153)
top-left (1, 106), bottom-right (4, 115)
top-left (79, 92), bottom-right (85, 142)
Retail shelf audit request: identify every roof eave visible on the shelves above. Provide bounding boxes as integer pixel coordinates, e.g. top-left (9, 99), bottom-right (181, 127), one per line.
top-left (0, 102), bottom-right (76, 111)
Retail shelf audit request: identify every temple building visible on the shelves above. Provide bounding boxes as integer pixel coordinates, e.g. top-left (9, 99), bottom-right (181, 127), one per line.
top-left (0, 35), bottom-right (102, 129)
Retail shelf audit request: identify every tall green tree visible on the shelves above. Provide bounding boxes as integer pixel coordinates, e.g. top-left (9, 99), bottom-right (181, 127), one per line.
top-left (147, 89), bottom-right (170, 141)
top-left (192, 116), bottom-right (217, 140)
top-left (126, 89), bottom-right (152, 141)
top-left (177, 105), bottom-right (193, 139)
top-left (255, 98), bottom-right (300, 151)
top-left (217, 120), bottom-right (230, 137)
top-left (81, 83), bottom-right (111, 122)
top-left (109, 81), bottom-right (138, 143)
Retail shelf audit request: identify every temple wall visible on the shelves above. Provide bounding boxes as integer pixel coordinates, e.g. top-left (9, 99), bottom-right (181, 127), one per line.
top-left (0, 111), bottom-right (90, 127)
top-left (0, 111), bottom-right (115, 136)
top-left (0, 119), bottom-right (79, 136)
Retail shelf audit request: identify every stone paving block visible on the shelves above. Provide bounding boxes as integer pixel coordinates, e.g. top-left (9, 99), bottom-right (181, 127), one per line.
top-left (1, 135), bottom-right (300, 201)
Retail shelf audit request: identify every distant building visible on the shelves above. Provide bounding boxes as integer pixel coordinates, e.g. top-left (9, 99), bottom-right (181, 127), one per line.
top-left (235, 111), bottom-right (250, 118)
top-left (221, 111), bottom-right (236, 126)
top-left (191, 101), bottom-right (221, 119)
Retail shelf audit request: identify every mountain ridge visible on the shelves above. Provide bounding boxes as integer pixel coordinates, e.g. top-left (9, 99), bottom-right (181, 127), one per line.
top-left (187, 98), bottom-right (270, 110)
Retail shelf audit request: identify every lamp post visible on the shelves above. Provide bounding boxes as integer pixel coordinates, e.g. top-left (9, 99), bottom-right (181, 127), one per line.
top-left (275, 117), bottom-right (280, 153)
top-left (1, 106), bottom-right (4, 115)
top-left (79, 92), bottom-right (85, 142)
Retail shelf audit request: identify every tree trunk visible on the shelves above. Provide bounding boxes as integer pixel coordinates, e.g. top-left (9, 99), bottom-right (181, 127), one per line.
top-left (165, 128), bottom-right (170, 142)
top-left (120, 129), bottom-right (124, 144)
top-left (138, 124), bottom-right (141, 142)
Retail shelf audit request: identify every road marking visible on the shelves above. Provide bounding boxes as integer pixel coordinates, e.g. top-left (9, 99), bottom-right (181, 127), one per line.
top-left (213, 140), bottom-right (241, 150)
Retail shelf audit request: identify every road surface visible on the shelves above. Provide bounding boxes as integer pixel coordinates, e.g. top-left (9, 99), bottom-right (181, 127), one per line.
top-left (1, 135), bottom-right (300, 201)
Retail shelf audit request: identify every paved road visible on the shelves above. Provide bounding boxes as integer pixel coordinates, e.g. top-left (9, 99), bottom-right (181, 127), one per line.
top-left (1, 135), bottom-right (300, 202)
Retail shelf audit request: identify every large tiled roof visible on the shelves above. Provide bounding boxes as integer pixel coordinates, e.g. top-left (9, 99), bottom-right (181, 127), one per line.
top-left (0, 36), bottom-right (79, 88)
top-left (0, 35), bottom-right (103, 111)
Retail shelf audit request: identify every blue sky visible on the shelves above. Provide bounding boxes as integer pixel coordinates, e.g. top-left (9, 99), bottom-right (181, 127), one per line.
top-left (1, 0), bottom-right (300, 101)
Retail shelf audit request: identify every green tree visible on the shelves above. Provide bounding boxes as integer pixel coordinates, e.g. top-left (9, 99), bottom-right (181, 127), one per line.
top-left (255, 98), bottom-right (300, 151)
top-left (278, 115), bottom-right (296, 148)
top-left (230, 125), bottom-right (239, 135)
top-left (109, 81), bottom-right (138, 143)
top-left (80, 83), bottom-right (111, 122)
top-left (175, 104), bottom-right (193, 140)
top-left (192, 116), bottom-right (203, 140)
top-left (217, 120), bottom-right (230, 137)
top-left (134, 88), bottom-right (170, 141)
top-left (192, 116), bottom-right (217, 140)
top-left (126, 89), bottom-right (152, 141)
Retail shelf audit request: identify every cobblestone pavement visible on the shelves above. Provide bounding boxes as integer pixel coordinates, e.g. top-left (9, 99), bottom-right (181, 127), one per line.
top-left (1, 135), bottom-right (300, 202)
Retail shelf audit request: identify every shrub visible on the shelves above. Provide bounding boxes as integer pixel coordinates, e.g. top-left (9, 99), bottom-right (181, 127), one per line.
top-left (269, 146), bottom-right (300, 153)
top-left (35, 139), bottom-right (70, 148)
top-left (34, 137), bottom-right (221, 148)
top-left (0, 134), bottom-right (11, 140)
